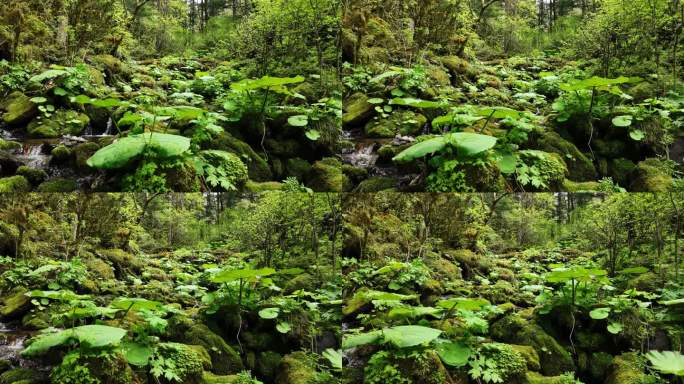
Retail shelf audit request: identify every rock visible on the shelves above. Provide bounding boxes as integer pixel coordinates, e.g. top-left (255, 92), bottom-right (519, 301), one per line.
top-left (84, 257), bottom-right (116, 280)
top-left (427, 65), bottom-right (451, 87)
top-left (628, 271), bottom-right (660, 291)
top-left (256, 351), bottom-right (282, 382)
top-left (27, 110), bottom-right (90, 138)
top-left (524, 372), bottom-right (578, 384)
top-left (562, 179), bottom-right (600, 192)
top-left (284, 158), bottom-right (312, 181)
top-left (0, 360), bottom-right (9, 374)
top-left (353, 176), bottom-right (396, 192)
top-left (154, 343), bottom-right (207, 383)
top-left (365, 111), bottom-right (427, 138)
top-left (1, 92), bottom-right (37, 126)
top-left (283, 273), bottom-right (316, 293)
top-left (50, 145), bottom-right (73, 163)
top-left (36, 178), bottom-right (78, 192)
top-left (73, 142), bottom-right (100, 173)
top-left (244, 180), bottom-right (283, 192)
top-left (15, 166), bottom-right (47, 185)
top-left (91, 54), bottom-right (131, 82)
top-left (588, 352), bottom-right (613, 382)
top-left (0, 176), bottom-right (30, 193)
top-left (0, 151), bottom-right (21, 176)
top-left (201, 372), bottom-right (238, 384)
top-left (490, 314), bottom-right (575, 376)
top-left (0, 139), bottom-right (21, 152)
top-left (534, 131), bottom-right (596, 181)
top-left (0, 289), bottom-right (31, 319)
top-left (0, 368), bottom-right (46, 384)
top-left (168, 316), bottom-right (244, 375)
top-left (308, 158), bottom-right (350, 192)
top-left (604, 352), bottom-right (648, 384)
top-left (510, 344), bottom-right (541, 371)
top-left (609, 158), bottom-right (636, 187)
top-left (439, 56), bottom-right (472, 77)
top-left (275, 352), bottom-right (317, 384)
top-left (207, 132), bottom-right (271, 181)
top-left (343, 93), bottom-right (374, 127)
top-left (265, 139), bottom-right (302, 158)
top-left (96, 249), bottom-right (143, 276)
top-left (630, 158), bottom-right (673, 191)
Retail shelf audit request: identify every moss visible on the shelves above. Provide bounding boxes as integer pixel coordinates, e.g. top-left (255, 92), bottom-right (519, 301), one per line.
top-left (275, 352), bottom-right (317, 384)
top-left (575, 331), bottom-right (607, 352)
top-left (562, 179), bottom-right (600, 192)
top-left (241, 331), bottom-right (277, 352)
top-left (50, 145), bottom-right (73, 163)
top-left (535, 131), bottom-right (596, 181)
top-left (427, 65), bottom-right (451, 87)
top-left (604, 352), bottom-right (648, 384)
top-left (84, 257), bottom-right (115, 280)
top-left (439, 56), bottom-right (472, 77)
top-left (630, 158), bottom-right (673, 192)
top-left (208, 132), bottom-right (272, 181)
top-left (343, 93), bottom-right (374, 127)
top-left (308, 157), bottom-right (351, 192)
top-left (21, 310), bottom-right (50, 330)
top-left (524, 372), bottom-right (579, 384)
top-left (201, 372), bottom-right (238, 384)
top-left (490, 314), bottom-right (575, 376)
top-left (0, 139), bottom-right (21, 151)
top-left (628, 271), bottom-right (660, 291)
top-left (155, 343), bottom-right (207, 383)
top-left (244, 181), bottom-right (283, 192)
top-left (36, 178), bottom-right (78, 192)
top-left (0, 360), bottom-right (9, 374)
top-left (283, 273), bottom-right (316, 293)
top-left (365, 111), bottom-right (427, 138)
top-left (0, 176), bottom-right (30, 193)
top-left (0, 288), bottom-right (30, 319)
top-left (256, 351), bottom-right (282, 382)
top-left (0, 368), bottom-right (46, 384)
top-left (168, 316), bottom-right (244, 375)
top-left (96, 249), bottom-right (143, 276)
top-left (448, 249), bottom-right (491, 275)
top-left (265, 139), bottom-right (302, 158)
top-left (589, 352), bottom-right (613, 382)
top-left (73, 142), bottom-right (100, 172)
top-left (1, 92), bottom-right (37, 126)
top-left (395, 349), bottom-right (450, 384)
top-left (27, 111), bottom-right (90, 138)
top-left (15, 166), bottom-right (47, 185)
top-left (353, 176), bottom-right (396, 192)
top-left (285, 158), bottom-right (312, 181)
top-left (610, 158), bottom-right (636, 187)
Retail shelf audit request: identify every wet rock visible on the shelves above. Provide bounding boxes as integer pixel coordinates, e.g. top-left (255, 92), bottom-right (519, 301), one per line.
top-left (0, 367), bottom-right (47, 384)
top-left (73, 142), bottom-right (100, 173)
top-left (343, 93), bottom-right (374, 127)
top-left (36, 178), bottom-right (78, 192)
top-left (0, 151), bottom-right (21, 176)
top-left (0, 92), bottom-right (37, 126)
top-left (15, 166), bottom-right (47, 185)
top-left (0, 288), bottom-right (31, 319)
top-left (0, 140), bottom-right (21, 152)
top-left (353, 176), bottom-right (396, 192)
top-left (630, 158), bottom-right (673, 191)
top-left (244, 180), bottom-right (283, 192)
top-left (207, 132), bottom-right (271, 181)
top-left (510, 344), bottom-right (541, 371)
top-left (27, 111), bottom-right (90, 138)
top-left (365, 111), bottom-right (427, 138)
top-left (284, 158), bottom-right (312, 181)
top-left (256, 351), bottom-right (282, 382)
top-left (50, 145), bottom-right (73, 164)
top-left (0, 176), bottom-right (30, 193)
top-left (308, 158), bottom-right (350, 192)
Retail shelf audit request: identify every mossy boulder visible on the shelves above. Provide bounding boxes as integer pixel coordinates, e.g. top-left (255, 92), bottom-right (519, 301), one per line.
top-left (208, 132), bottom-right (272, 181)
top-left (0, 176), bottom-right (30, 193)
top-left (510, 344), bottom-right (541, 372)
top-left (1, 92), bottom-right (38, 126)
top-left (0, 139), bottom-right (21, 152)
top-left (168, 316), bottom-right (244, 375)
top-left (308, 157), bottom-right (350, 192)
top-left (91, 54), bottom-right (131, 82)
top-left (50, 145), bottom-right (73, 163)
top-left (524, 372), bottom-right (577, 384)
top-left (0, 368), bottom-right (46, 384)
top-left (561, 179), bottom-right (600, 192)
top-left (275, 352), bottom-right (317, 384)
top-left (36, 178), bottom-right (78, 192)
top-left (201, 372), bottom-right (238, 384)
top-left (0, 360), bottom-right (9, 374)
top-left (604, 352), bottom-right (648, 384)
top-left (27, 110), bottom-right (90, 138)
top-left (0, 288), bottom-right (31, 319)
top-left (627, 271), bottom-right (659, 291)
top-left (285, 158), bottom-right (312, 181)
top-left (85, 257), bottom-right (116, 280)
top-left (283, 273), bottom-right (316, 293)
top-left (609, 158), bottom-right (636, 187)
top-left (244, 180), bottom-right (283, 192)
top-left (353, 176), bottom-right (396, 192)
top-left (155, 343), bottom-right (208, 384)
top-left (256, 351), bottom-right (282, 382)
top-left (490, 314), bottom-right (575, 376)
top-left (73, 142), bottom-right (100, 172)
top-left (21, 310), bottom-right (50, 330)
top-left (427, 66), bottom-right (451, 87)
top-left (15, 166), bottom-right (47, 185)
top-left (439, 56), bottom-right (472, 78)
top-left (630, 158), bottom-right (673, 191)
top-left (588, 352), bottom-right (613, 382)
top-left (365, 111), bottom-right (427, 138)
top-left (535, 131), bottom-right (596, 181)
top-left (343, 93), bottom-right (374, 127)
top-left (96, 248), bottom-right (143, 276)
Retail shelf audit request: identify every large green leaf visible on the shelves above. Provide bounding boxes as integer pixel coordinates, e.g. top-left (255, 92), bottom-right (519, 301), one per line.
top-left (436, 342), bottom-right (471, 367)
top-left (475, 107), bottom-right (525, 119)
top-left (612, 115), bottom-right (633, 127)
top-left (342, 330), bottom-right (382, 349)
top-left (322, 348), bottom-right (343, 370)
top-left (448, 132), bottom-right (498, 156)
top-left (589, 307), bottom-right (610, 320)
top-left (393, 136), bottom-right (447, 162)
top-left (30, 69), bottom-right (68, 83)
top-left (646, 350), bottom-right (684, 376)
top-left (22, 329), bottom-right (73, 357)
top-left (87, 133), bottom-right (191, 169)
top-left (388, 306), bottom-right (443, 320)
top-left (382, 325), bottom-right (442, 348)
top-left (22, 325), bottom-right (126, 357)
top-left (111, 298), bottom-right (164, 312)
top-left (389, 98), bottom-right (445, 109)
top-left (122, 341), bottom-right (153, 367)
top-left (258, 307), bottom-right (280, 319)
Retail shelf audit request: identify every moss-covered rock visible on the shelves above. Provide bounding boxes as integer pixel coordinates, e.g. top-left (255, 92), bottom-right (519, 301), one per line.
top-left (0, 176), bottom-right (30, 193)
top-left (85, 256), bottom-right (116, 280)
top-left (365, 111), bottom-right (427, 138)
top-left (343, 93), bottom-right (374, 127)
top-left (256, 351), bottom-right (282, 382)
top-left (15, 166), bottom-right (47, 185)
top-left (609, 158), bottom-right (636, 187)
top-left (275, 352), bottom-right (317, 384)
top-left (154, 343), bottom-right (207, 383)
top-left (50, 145), bottom-right (73, 163)
top-left (524, 372), bottom-right (578, 384)
top-left (73, 142), bottom-right (100, 172)
top-left (308, 158), bottom-right (350, 192)
top-left (588, 352), bottom-right (613, 382)
top-left (244, 180), bottom-right (283, 192)
top-left (0, 368), bottom-right (46, 384)
top-left (604, 352), bottom-right (648, 384)
top-left (265, 139), bottom-right (302, 158)
top-left (0, 360), bottom-right (10, 374)
top-left (27, 110), bottom-right (90, 138)
top-left (427, 65), bottom-right (452, 87)
top-left (1, 92), bottom-right (37, 126)
top-left (439, 56), bottom-right (472, 78)
top-left (630, 158), bottom-right (673, 191)
top-left (96, 248), bottom-right (143, 276)
top-left (285, 158), bottom-right (312, 181)
top-left (353, 176), bottom-right (396, 192)
top-left (168, 316), bottom-right (244, 375)
top-left (208, 132), bottom-right (272, 181)
top-left (561, 179), bottom-right (600, 192)
top-left (510, 344), bottom-right (541, 372)
top-left (0, 288), bottom-right (31, 319)
top-left (36, 178), bottom-right (78, 192)
top-left (21, 310), bottom-right (50, 330)
top-left (490, 314), bottom-right (575, 376)
top-left (201, 372), bottom-right (238, 384)
top-left (627, 271), bottom-right (659, 291)
top-left (0, 139), bottom-right (21, 152)
top-left (535, 131), bottom-right (596, 181)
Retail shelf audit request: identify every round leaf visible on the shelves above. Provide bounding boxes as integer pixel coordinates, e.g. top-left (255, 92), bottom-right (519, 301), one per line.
top-left (258, 307), bottom-right (280, 319)
top-left (607, 322), bottom-right (623, 334)
top-left (612, 115), bottom-right (633, 127)
top-left (436, 342), bottom-right (471, 367)
top-left (382, 325), bottom-right (442, 348)
top-left (276, 321), bottom-right (291, 333)
top-left (305, 130), bottom-right (320, 141)
top-left (629, 129), bottom-right (645, 141)
top-left (589, 307), bottom-right (611, 320)
top-left (288, 115), bottom-right (308, 127)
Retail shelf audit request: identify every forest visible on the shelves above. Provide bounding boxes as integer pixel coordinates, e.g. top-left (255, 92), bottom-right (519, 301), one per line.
top-left (0, 0), bottom-right (342, 192)
top-left (342, 193), bottom-right (684, 383)
top-left (342, 0), bottom-right (684, 192)
top-left (0, 192), bottom-right (342, 383)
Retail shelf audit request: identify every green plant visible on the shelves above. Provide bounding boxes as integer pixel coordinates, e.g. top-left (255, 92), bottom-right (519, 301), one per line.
top-left (646, 350), bottom-right (684, 377)
top-left (22, 325), bottom-right (127, 357)
top-left (193, 150), bottom-right (248, 191)
top-left (467, 343), bottom-right (527, 384)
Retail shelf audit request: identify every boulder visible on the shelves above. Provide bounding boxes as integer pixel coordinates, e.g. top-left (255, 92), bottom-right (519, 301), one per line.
top-left (630, 158), bottom-right (673, 191)
top-left (27, 110), bottom-right (90, 138)
top-left (207, 132), bottom-right (271, 181)
top-left (36, 178), bottom-right (78, 192)
top-left (343, 93), bottom-right (374, 127)
top-left (534, 130), bottom-right (596, 181)
top-left (308, 158), bottom-right (350, 192)
top-left (0, 288), bottom-right (31, 319)
top-left (365, 111), bottom-right (427, 138)
top-left (1, 92), bottom-right (37, 126)
top-left (275, 352), bottom-right (317, 384)
top-left (0, 176), bottom-right (30, 193)
top-left (604, 352), bottom-right (648, 384)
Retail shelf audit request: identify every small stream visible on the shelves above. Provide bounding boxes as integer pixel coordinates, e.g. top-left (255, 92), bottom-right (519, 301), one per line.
top-left (0, 322), bottom-right (35, 368)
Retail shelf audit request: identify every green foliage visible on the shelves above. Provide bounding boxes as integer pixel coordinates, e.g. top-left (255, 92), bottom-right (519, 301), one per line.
top-left (87, 133), bottom-right (191, 170)
top-left (22, 325), bottom-right (127, 357)
top-left (645, 351), bottom-right (684, 376)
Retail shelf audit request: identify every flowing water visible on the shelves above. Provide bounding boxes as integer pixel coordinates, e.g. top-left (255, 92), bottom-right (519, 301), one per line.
top-left (0, 322), bottom-right (35, 368)
top-left (16, 142), bottom-right (52, 169)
